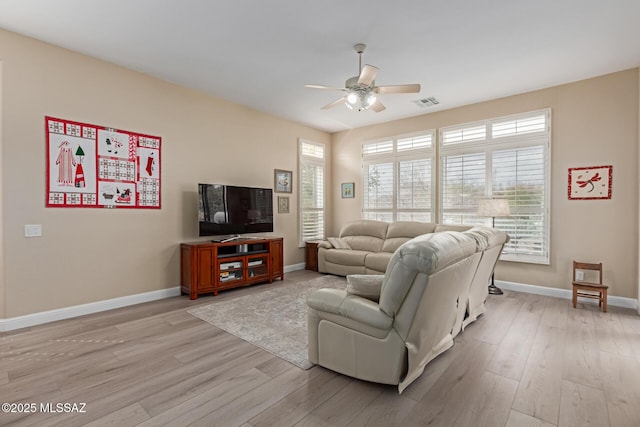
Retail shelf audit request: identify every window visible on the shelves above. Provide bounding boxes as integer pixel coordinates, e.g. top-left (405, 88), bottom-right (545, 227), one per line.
top-left (362, 131), bottom-right (434, 222)
top-left (441, 152), bottom-right (486, 225)
top-left (440, 110), bottom-right (550, 264)
top-left (298, 139), bottom-right (325, 246)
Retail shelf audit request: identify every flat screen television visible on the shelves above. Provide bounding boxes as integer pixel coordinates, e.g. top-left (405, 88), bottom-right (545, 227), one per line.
top-left (198, 183), bottom-right (274, 237)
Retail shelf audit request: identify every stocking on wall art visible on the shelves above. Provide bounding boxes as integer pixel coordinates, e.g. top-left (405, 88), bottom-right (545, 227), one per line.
top-left (46, 116), bottom-right (161, 208)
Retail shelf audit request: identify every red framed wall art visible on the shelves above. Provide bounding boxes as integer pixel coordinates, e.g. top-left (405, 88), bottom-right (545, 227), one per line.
top-left (567, 165), bottom-right (612, 200)
top-left (46, 116), bottom-right (161, 208)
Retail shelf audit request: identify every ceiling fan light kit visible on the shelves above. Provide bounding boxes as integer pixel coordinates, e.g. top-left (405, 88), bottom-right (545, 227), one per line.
top-left (345, 81), bottom-right (378, 111)
top-left (305, 43), bottom-right (421, 113)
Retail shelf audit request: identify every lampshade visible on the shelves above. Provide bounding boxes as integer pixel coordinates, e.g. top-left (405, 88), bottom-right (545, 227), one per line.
top-left (477, 198), bottom-right (510, 217)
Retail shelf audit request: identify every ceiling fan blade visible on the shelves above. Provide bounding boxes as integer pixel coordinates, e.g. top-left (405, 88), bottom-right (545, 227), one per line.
top-left (321, 97), bottom-right (347, 110)
top-left (305, 84), bottom-right (346, 91)
top-left (371, 100), bottom-right (386, 112)
top-left (358, 64), bottom-right (378, 87)
top-left (375, 84), bottom-right (421, 94)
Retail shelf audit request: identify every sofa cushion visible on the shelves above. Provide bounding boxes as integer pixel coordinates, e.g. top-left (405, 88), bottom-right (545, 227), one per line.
top-left (337, 220), bottom-right (388, 252)
top-left (307, 288), bottom-right (393, 331)
top-left (327, 237), bottom-right (351, 249)
top-left (323, 249), bottom-right (369, 266)
top-left (318, 240), bottom-right (332, 249)
top-left (324, 263), bottom-right (367, 276)
top-left (364, 252), bottom-right (393, 273)
top-left (385, 221), bottom-right (436, 239)
top-left (343, 236), bottom-right (384, 253)
top-left (346, 274), bottom-right (384, 302)
top-left (339, 220), bottom-right (388, 240)
top-left (382, 222), bottom-right (436, 253)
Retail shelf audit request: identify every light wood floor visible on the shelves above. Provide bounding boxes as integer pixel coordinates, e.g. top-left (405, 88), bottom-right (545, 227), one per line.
top-left (2, 270), bottom-right (640, 426)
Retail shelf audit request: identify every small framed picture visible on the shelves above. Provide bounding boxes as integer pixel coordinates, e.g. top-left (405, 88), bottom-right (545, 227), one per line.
top-left (274, 169), bottom-right (292, 193)
top-left (277, 196), bottom-right (289, 213)
top-left (341, 182), bottom-right (355, 198)
top-left (568, 165), bottom-right (612, 200)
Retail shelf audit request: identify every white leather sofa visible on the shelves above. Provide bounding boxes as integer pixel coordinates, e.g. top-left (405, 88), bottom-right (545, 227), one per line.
top-left (307, 227), bottom-right (508, 392)
top-left (317, 220), bottom-right (472, 276)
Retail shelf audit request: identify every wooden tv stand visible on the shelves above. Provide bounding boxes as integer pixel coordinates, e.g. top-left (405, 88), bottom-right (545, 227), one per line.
top-left (180, 237), bottom-right (284, 300)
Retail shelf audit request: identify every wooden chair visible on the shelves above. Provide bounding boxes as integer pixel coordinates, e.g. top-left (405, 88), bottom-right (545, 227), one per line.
top-left (572, 261), bottom-right (608, 312)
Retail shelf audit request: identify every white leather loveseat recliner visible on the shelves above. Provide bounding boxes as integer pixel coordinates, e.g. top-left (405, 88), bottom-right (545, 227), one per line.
top-left (317, 220), bottom-right (483, 276)
top-left (307, 228), bottom-right (507, 392)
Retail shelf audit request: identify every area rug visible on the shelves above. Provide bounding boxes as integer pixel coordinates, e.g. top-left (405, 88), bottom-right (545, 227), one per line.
top-left (187, 275), bottom-right (347, 369)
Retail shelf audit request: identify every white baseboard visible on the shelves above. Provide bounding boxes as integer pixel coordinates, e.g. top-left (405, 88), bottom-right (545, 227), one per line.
top-left (0, 263), bottom-right (309, 332)
top-left (0, 287), bottom-right (181, 332)
top-left (497, 280), bottom-right (638, 310)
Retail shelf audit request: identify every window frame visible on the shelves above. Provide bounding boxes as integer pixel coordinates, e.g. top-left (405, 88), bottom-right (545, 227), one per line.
top-left (297, 138), bottom-right (326, 247)
top-left (439, 109), bottom-right (551, 264)
top-left (362, 130), bottom-right (435, 223)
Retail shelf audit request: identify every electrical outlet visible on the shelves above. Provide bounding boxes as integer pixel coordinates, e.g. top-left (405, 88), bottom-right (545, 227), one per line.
top-left (575, 270), bottom-right (584, 281)
top-left (24, 224), bottom-right (42, 237)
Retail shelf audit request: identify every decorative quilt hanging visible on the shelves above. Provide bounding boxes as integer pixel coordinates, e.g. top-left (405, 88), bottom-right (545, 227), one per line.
top-left (46, 116), bottom-right (161, 208)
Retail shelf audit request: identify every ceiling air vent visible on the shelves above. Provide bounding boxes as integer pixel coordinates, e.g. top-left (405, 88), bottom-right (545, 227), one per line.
top-left (414, 97), bottom-right (440, 108)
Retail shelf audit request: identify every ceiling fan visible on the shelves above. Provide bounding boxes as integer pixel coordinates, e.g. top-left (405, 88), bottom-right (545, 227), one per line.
top-left (305, 43), bottom-right (421, 112)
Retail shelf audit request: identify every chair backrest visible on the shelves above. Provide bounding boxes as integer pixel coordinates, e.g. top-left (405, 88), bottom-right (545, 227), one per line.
top-left (379, 231), bottom-right (480, 340)
top-left (381, 221), bottom-right (437, 253)
top-left (573, 261), bottom-right (602, 284)
top-left (339, 220), bottom-right (388, 252)
top-left (379, 231), bottom-right (483, 393)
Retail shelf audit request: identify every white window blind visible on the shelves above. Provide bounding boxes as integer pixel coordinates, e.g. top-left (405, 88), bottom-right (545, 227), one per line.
top-left (492, 146), bottom-right (546, 259)
top-left (298, 139), bottom-right (325, 246)
top-left (441, 153), bottom-right (487, 225)
top-left (301, 142), bottom-right (324, 158)
top-left (363, 140), bottom-right (393, 156)
top-left (492, 114), bottom-right (546, 139)
top-left (363, 162), bottom-right (394, 210)
top-left (440, 109), bottom-right (550, 264)
top-left (397, 158), bottom-right (432, 222)
top-left (362, 131), bottom-right (434, 222)
top-left (442, 125), bottom-right (486, 145)
top-left (397, 134), bottom-right (432, 151)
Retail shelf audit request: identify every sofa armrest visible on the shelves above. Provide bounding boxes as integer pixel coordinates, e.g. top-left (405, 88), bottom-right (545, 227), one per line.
top-left (318, 237), bottom-right (353, 250)
top-left (307, 288), bottom-right (393, 330)
top-left (318, 240), bottom-right (333, 249)
top-left (346, 274), bottom-right (384, 302)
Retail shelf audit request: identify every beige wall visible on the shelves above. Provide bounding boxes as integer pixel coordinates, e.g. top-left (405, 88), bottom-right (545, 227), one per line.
top-left (1, 28), bottom-right (637, 319)
top-left (331, 69), bottom-right (639, 299)
top-left (0, 29), bottom-right (330, 317)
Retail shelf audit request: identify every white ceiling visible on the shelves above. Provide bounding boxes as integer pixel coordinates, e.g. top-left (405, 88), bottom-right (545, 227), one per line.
top-left (1, 0), bottom-right (639, 133)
